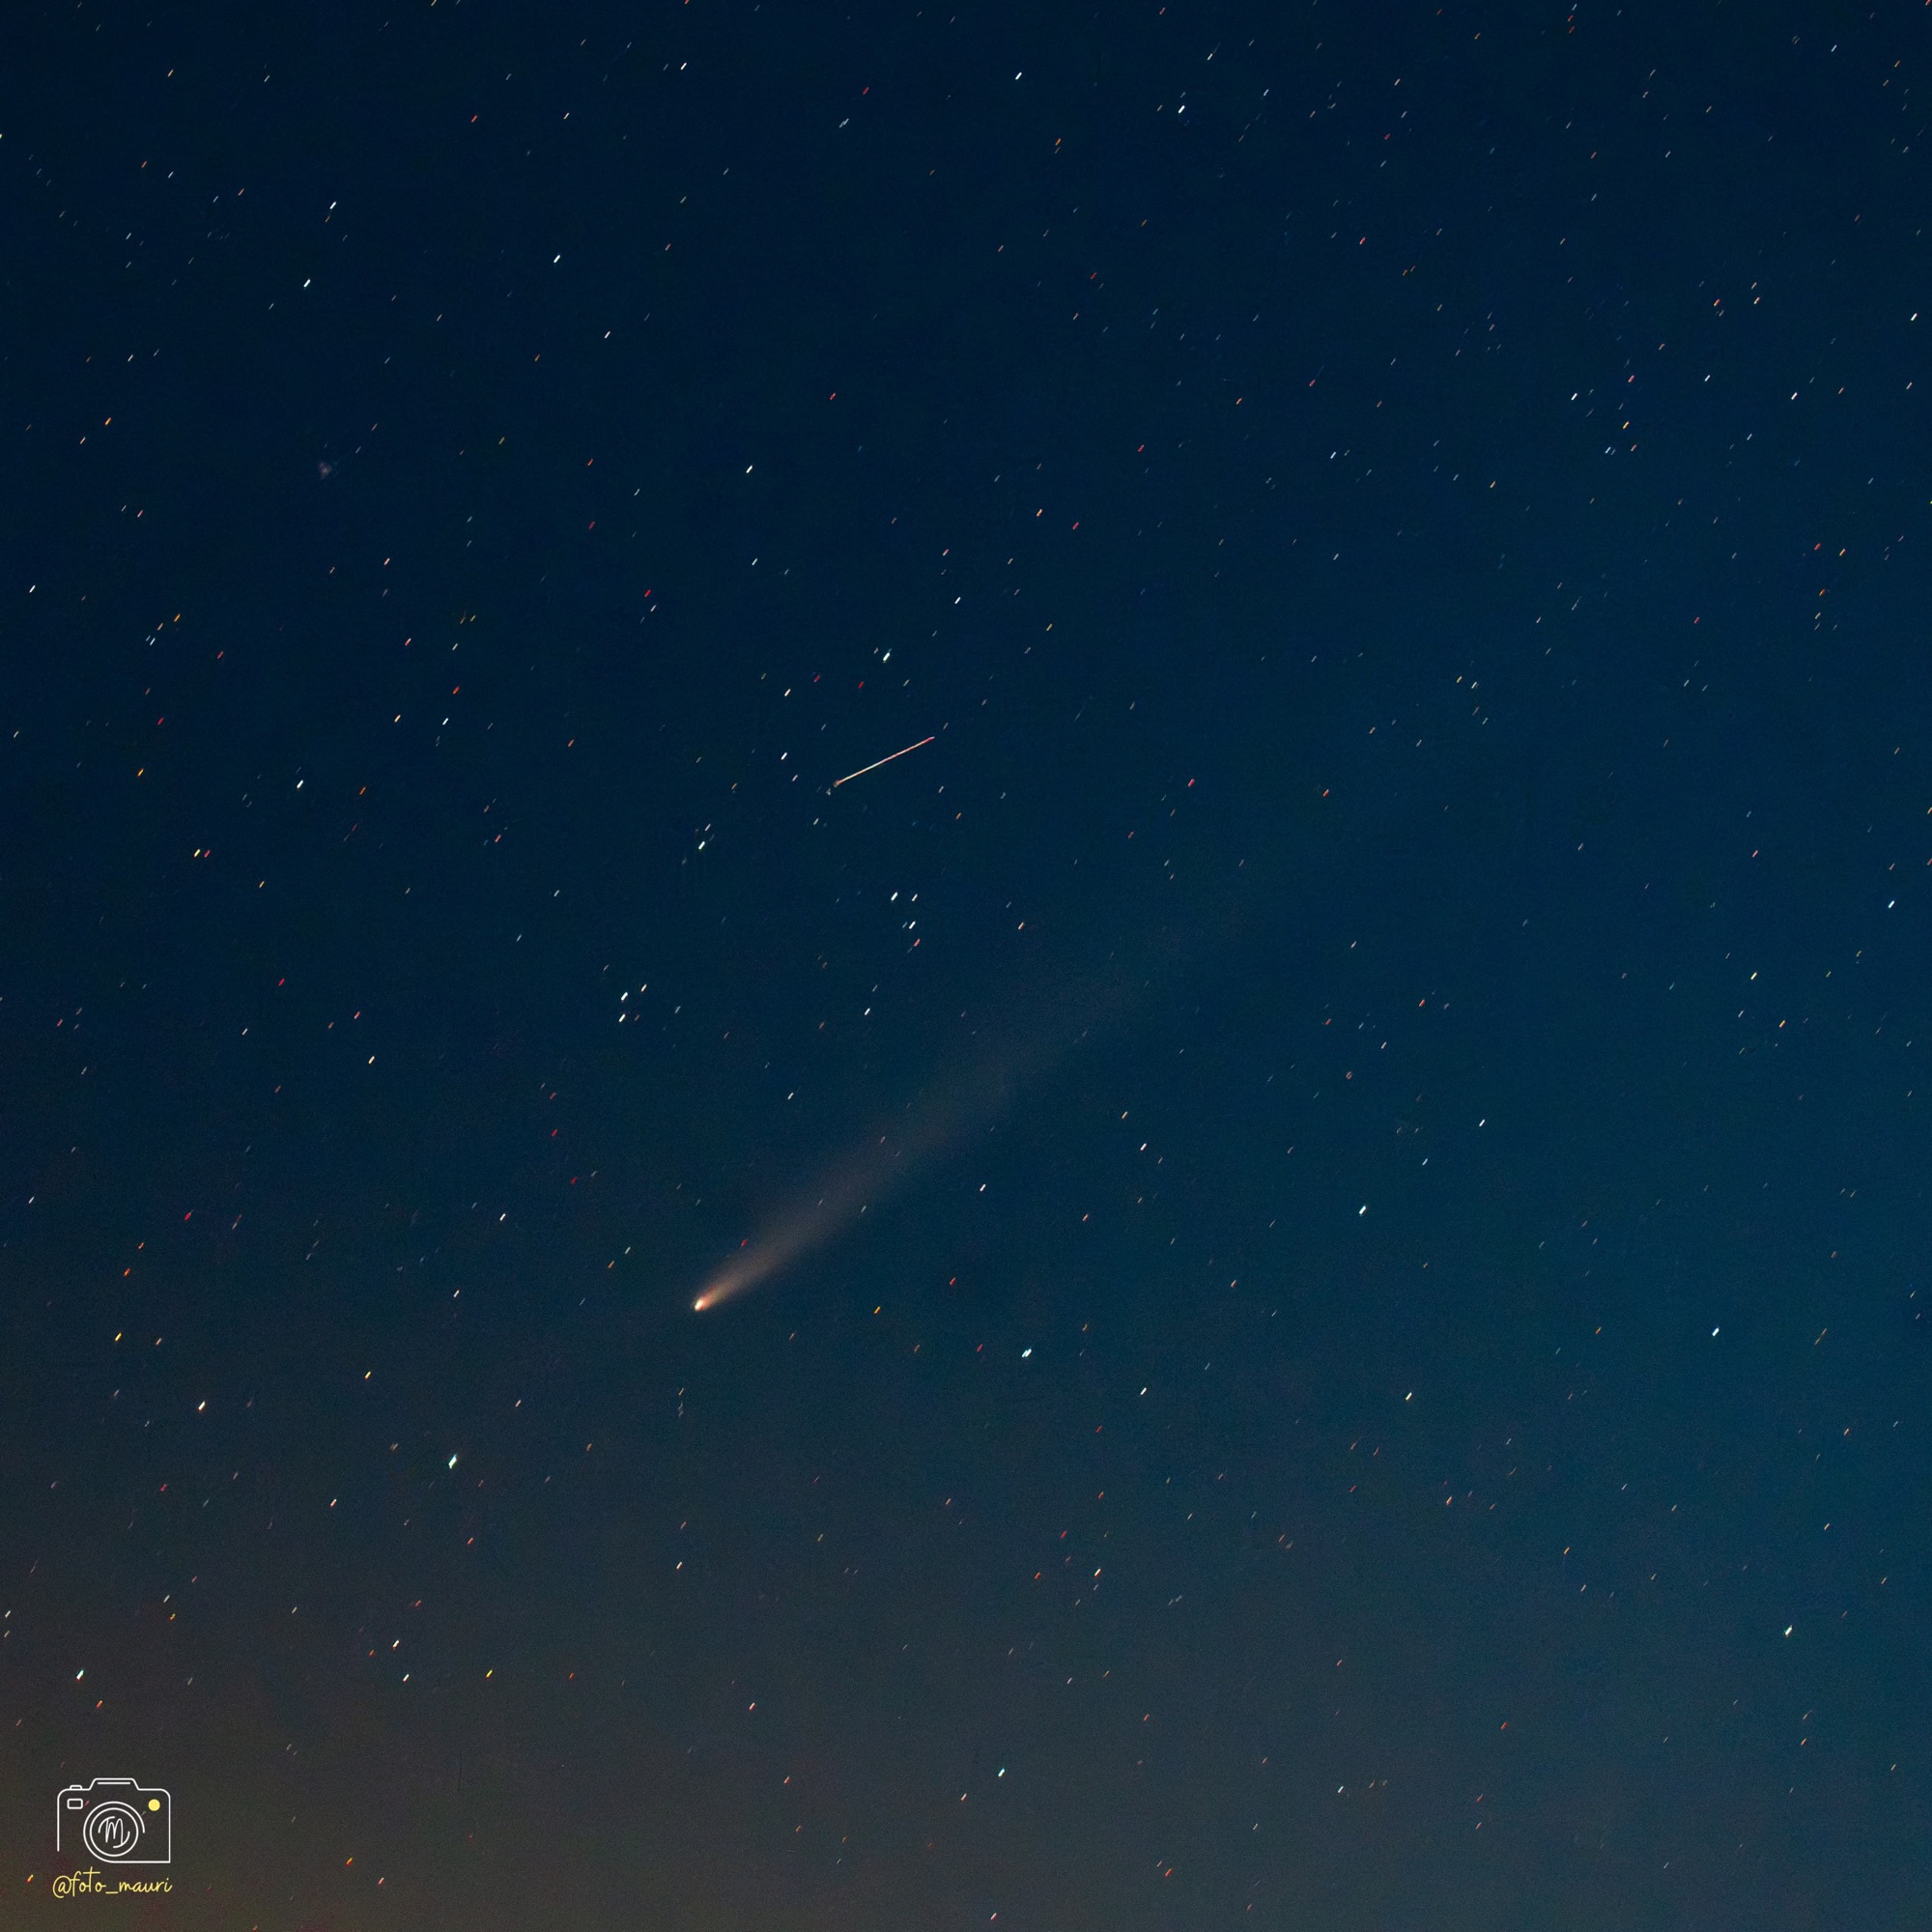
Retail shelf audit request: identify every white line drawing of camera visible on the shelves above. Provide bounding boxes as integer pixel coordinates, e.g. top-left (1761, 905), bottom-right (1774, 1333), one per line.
top-left (56, 1778), bottom-right (172, 1864)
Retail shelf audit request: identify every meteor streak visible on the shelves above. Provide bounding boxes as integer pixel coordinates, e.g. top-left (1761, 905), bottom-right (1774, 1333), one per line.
top-left (832, 735), bottom-right (935, 788)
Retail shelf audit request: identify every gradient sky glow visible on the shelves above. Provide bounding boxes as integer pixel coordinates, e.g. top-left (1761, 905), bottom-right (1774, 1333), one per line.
top-left (5, 3), bottom-right (1932, 1927)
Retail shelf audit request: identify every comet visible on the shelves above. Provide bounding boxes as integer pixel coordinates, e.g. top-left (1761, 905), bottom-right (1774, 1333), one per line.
top-left (691, 1169), bottom-right (872, 1312)
top-left (692, 1058), bottom-right (1012, 1313)
top-left (687, 941), bottom-right (1174, 1316)
top-left (831, 735), bottom-right (935, 788)
top-left (685, 806), bottom-right (1336, 1317)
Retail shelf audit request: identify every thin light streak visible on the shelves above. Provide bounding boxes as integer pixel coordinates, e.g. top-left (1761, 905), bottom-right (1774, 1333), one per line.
top-left (831, 735), bottom-right (935, 788)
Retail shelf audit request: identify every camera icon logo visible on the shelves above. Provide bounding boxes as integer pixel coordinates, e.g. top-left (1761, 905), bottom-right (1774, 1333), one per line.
top-left (56, 1778), bottom-right (172, 1864)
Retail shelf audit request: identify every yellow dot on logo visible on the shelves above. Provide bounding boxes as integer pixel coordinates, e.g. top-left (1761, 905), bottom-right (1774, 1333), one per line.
top-left (147, 1800), bottom-right (160, 1811)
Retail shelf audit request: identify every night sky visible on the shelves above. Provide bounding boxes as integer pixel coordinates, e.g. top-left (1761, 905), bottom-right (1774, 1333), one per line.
top-left (5, 2), bottom-right (1932, 1926)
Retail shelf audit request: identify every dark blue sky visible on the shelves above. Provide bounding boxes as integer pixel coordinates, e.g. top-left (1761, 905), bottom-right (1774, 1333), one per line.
top-left (3, 2), bottom-right (1930, 1926)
